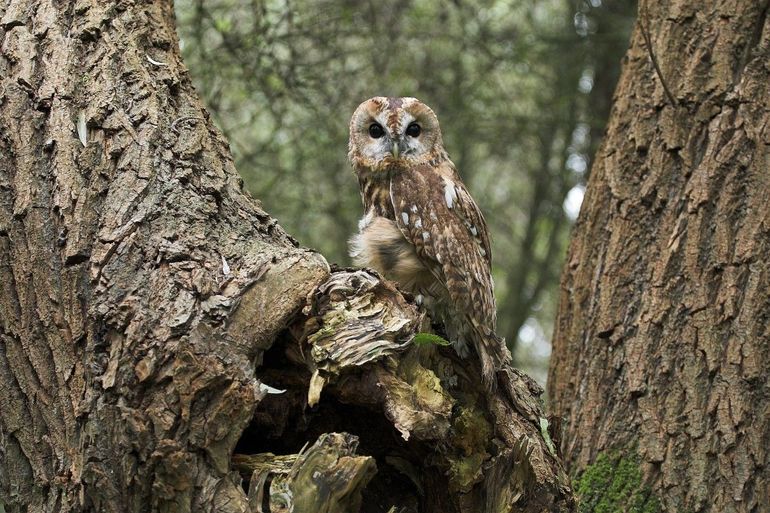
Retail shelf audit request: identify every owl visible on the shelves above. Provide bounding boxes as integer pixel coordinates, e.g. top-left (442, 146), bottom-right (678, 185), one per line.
top-left (347, 96), bottom-right (510, 389)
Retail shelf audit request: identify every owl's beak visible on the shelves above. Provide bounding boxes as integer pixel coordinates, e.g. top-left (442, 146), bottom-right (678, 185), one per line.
top-left (391, 142), bottom-right (400, 159)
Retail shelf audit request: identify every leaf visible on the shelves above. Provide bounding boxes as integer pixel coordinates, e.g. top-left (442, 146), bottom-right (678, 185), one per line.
top-left (539, 417), bottom-right (556, 456)
top-left (412, 332), bottom-right (451, 346)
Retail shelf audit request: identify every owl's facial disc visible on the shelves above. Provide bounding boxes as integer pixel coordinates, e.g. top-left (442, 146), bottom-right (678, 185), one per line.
top-left (349, 97), bottom-right (444, 171)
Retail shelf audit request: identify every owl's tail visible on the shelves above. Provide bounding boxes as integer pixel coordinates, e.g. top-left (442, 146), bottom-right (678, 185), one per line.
top-left (473, 326), bottom-right (511, 392)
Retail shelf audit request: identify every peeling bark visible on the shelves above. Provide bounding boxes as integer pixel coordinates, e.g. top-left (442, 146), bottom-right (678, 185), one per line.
top-left (0, 1), bottom-right (574, 512)
top-left (549, 2), bottom-right (770, 512)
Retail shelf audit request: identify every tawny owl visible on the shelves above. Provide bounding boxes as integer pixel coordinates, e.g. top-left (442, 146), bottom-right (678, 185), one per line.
top-left (348, 96), bottom-right (510, 388)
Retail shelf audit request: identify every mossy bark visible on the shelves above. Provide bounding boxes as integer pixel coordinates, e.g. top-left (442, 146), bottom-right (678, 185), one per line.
top-left (574, 452), bottom-right (660, 513)
top-left (549, 1), bottom-right (770, 512)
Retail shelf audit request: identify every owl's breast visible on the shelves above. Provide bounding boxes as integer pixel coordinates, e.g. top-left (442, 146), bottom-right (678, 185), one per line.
top-left (349, 214), bottom-right (433, 292)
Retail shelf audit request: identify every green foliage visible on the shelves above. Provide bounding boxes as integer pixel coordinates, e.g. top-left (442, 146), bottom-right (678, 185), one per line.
top-left (412, 332), bottom-right (451, 346)
top-left (575, 452), bottom-right (661, 513)
top-left (174, 0), bottom-right (635, 381)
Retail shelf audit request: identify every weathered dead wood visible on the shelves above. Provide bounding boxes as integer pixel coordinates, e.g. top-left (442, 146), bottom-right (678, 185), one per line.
top-left (233, 433), bottom-right (376, 513)
top-left (232, 270), bottom-right (574, 512)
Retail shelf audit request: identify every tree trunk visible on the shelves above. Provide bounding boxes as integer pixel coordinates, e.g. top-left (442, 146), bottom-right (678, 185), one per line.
top-left (0, 1), bottom-right (574, 512)
top-left (548, 1), bottom-right (770, 512)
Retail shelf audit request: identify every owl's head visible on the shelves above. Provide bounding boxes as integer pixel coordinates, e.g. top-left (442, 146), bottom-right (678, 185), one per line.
top-left (348, 97), bottom-right (445, 172)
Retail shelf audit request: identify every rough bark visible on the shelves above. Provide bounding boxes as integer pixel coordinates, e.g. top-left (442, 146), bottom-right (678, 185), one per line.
top-left (0, 1), bottom-right (574, 512)
top-left (0, 1), bottom-right (329, 511)
top-left (549, 1), bottom-right (770, 512)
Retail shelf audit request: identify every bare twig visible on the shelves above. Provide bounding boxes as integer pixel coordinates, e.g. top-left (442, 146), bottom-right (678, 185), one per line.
top-left (639, 5), bottom-right (677, 107)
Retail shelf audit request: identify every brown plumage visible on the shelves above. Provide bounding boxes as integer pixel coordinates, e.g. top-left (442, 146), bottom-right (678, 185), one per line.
top-left (347, 96), bottom-right (510, 388)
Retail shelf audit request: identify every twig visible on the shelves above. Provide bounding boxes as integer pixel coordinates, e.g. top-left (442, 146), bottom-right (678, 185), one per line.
top-left (639, 11), bottom-right (677, 107)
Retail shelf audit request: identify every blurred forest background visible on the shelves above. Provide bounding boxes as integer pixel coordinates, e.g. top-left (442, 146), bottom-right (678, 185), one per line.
top-left (174, 0), bottom-right (636, 383)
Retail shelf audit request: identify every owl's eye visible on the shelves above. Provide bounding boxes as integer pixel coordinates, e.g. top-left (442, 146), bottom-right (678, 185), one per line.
top-left (406, 123), bottom-right (421, 137)
top-left (369, 123), bottom-right (384, 139)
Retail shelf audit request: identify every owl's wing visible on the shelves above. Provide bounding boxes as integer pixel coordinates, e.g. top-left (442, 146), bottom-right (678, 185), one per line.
top-left (389, 161), bottom-right (496, 330)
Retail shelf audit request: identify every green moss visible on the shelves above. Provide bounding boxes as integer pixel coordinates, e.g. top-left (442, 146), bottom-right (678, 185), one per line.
top-left (575, 452), bottom-right (661, 513)
top-left (452, 407), bottom-right (491, 456)
top-left (448, 452), bottom-right (486, 492)
top-left (446, 406), bottom-right (492, 492)
top-left (412, 332), bottom-right (451, 346)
